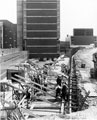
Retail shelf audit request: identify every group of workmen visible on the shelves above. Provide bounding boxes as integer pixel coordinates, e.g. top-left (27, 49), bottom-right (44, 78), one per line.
top-left (13, 61), bottom-right (69, 108)
top-left (56, 75), bottom-right (68, 102)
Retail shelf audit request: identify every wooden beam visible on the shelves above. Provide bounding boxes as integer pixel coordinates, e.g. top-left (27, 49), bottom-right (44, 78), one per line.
top-left (21, 107), bottom-right (40, 118)
top-left (30, 92), bottom-right (58, 107)
top-left (11, 77), bottom-right (55, 98)
top-left (15, 74), bottom-right (56, 93)
top-left (18, 95), bottom-right (26, 107)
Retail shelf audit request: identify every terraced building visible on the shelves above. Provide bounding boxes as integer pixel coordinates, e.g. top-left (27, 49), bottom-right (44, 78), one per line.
top-left (17, 0), bottom-right (60, 59)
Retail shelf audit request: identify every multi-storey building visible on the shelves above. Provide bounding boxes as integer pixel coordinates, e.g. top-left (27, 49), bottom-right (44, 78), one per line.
top-left (71, 29), bottom-right (97, 46)
top-left (0, 20), bottom-right (17, 49)
top-left (17, 0), bottom-right (60, 59)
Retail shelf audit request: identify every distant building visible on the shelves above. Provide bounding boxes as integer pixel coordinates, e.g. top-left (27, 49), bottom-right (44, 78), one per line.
top-left (17, 0), bottom-right (60, 59)
top-left (0, 20), bottom-right (17, 49)
top-left (60, 41), bottom-right (70, 53)
top-left (71, 28), bottom-right (97, 46)
top-left (73, 29), bottom-right (93, 36)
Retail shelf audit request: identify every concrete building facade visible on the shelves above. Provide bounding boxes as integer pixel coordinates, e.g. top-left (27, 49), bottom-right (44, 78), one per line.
top-left (0, 20), bottom-right (17, 49)
top-left (17, 0), bottom-right (60, 59)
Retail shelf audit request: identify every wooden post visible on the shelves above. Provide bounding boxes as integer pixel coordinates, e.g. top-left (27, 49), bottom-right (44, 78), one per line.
top-left (61, 99), bottom-right (65, 114)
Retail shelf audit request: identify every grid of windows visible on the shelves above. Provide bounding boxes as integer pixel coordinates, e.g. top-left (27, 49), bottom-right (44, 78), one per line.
top-left (17, 0), bottom-right (60, 58)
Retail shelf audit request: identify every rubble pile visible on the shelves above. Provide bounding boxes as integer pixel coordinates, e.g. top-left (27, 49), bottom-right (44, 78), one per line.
top-left (74, 47), bottom-right (97, 69)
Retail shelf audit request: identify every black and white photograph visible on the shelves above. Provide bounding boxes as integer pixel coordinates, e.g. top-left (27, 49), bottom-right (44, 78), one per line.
top-left (0, 0), bottom-right (97, 120)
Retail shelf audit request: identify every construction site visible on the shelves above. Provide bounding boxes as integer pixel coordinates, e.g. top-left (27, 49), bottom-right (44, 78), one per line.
top-left (1, 45), bottom-right (97, 120)
top-left (1, 0), bottom-right (97, 120)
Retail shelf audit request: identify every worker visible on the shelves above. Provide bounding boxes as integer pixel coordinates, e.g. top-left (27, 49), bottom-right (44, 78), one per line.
top-left (25, 88), bottom-right (30, 109)
top-left (55, 85), bottom-right (62, 98)
top-left (61, 83), bottom-right (68, 102)
top-left (34, 74), bottom-right (41, 93)
top-left (43, 65), bottom-right (48, 75)
top-left (43, 75), bottom-right (48, 92)
top-left (56, 75), bottom-right (62, 86)
top-left (25, 89), bottom-right (30, 100)
top-left (56, 75), bottom-right (62, 99)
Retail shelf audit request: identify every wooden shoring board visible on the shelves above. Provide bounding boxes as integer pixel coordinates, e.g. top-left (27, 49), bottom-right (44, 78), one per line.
top-left (34, 95), bottom-right (59, 107)
top-left (32, 109), bottom-right (60, 113)
top-left (30, 93), bottom-right (58, 107)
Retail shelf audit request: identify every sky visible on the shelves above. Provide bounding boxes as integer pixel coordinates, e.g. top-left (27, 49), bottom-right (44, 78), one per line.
top-left (0, 0), bottom-right (97, 41)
